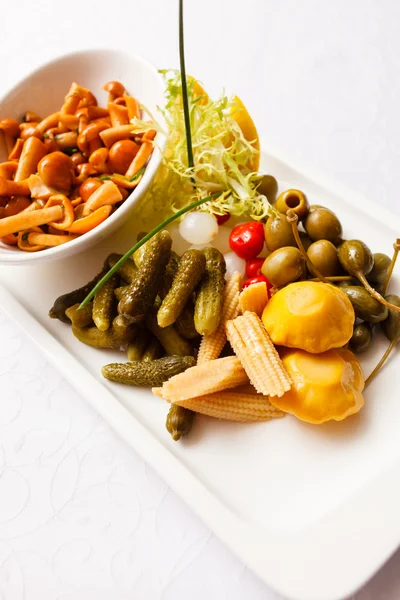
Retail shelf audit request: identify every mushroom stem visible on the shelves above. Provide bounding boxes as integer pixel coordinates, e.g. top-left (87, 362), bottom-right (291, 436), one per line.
top-left (286, 210), bottom-right (331, 284)
top-left (365, 339), bottom-right (397, 387)
top-left (382, 239), bottom-right (400, 296)
top-left (358, 274), bottom-right (400, 314)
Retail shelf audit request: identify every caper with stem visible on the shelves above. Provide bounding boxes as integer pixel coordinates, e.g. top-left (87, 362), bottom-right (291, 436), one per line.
top-left (368, 253), bottom-right (391, 285)
top-left (286, 211), bottom-right (332, 283)
top-left (349, 322), bottom-right (373, 353)
top-left (365, 295), bottom-right (400, 386)
top-left (338, 240), bottom-right (400, 314)
top-left (342, 286), bottom-right (388, 323)
top-left (382, 239), bottom-right (400, 296)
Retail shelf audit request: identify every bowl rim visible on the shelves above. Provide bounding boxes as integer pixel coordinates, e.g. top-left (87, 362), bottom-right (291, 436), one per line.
top-left (0, 48), bottom-right (166, 265)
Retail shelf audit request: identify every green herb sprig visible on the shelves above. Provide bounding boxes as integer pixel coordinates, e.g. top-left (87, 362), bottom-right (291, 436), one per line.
top-left (179, 0), bottom-right (194, 170)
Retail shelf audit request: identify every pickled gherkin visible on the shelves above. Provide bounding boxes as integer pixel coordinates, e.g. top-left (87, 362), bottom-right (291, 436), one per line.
top-left (159, 251), bottom-right (180, 299)
top-left (175, 301), bottom-right (199, 340)
top-left (146, 308), bottom-right (194, 356)
top-left (157, 249), bottom-right (206, 328)
top-left (93, 273), bottom-right (119, 331)
top-left (118, 231), bottom-right (172, 323)
top-left (166, 404), bottom-right (195, 441)
top-left (134, 243), bottom-right (180, 299)
top-left (194, 248), bottom-right (226, 335)
top-left (49, 258), bottom-right (108, 323)
top-left (127, 331), bottom-right (151, 362)
top-left (72, 315), bottom-right (136, 348)
top-left (65, 302), bottom-right (94, 328)
top-left (132, 242), bottom-right (148, 268)
top-left (112, 314), bottom-right (135, 339)
top-left (114, 285), bottom-right (129, 301)
top-left (101, 355), bottom-right (195, 387)
top-left (142, 337), bottom-right (164, 362)
top-left (107, 253), bottom-right (137, 283)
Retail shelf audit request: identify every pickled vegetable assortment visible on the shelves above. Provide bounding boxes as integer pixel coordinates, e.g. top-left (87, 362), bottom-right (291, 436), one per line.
top-left (0, 81), bottom-right (156, 252)
top-left (50, 62), bottom-right (400, 442)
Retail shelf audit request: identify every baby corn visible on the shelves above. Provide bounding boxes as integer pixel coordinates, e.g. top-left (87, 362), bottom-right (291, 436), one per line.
top-left (154, 385), bottom-right (284, 422)
top-left (239, 282), bottom-right (268, 317)
top-left (155, 355), bottom-right (249, 402)
top-left (153, 385), bottom-right (285, 423)
top-left (197, 271), bottom-right (242, 363)
top-left (226, 312), bottom-right (292, 397)
top-left (176, 388), bottom-right (284, 422)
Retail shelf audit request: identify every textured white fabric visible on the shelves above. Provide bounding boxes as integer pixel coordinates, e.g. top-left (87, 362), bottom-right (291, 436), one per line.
top-left (1, 1), bottom-right (400, 598)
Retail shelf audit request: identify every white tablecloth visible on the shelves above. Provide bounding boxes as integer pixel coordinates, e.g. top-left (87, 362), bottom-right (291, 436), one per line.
top-left (1, 1), bottom-right (400, 598)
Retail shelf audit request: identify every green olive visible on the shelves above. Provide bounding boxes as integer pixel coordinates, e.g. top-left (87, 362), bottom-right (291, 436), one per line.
top-left (262, 247), bottom-right (306, 287)
top-left (306, 240), bottom-right (339, 277)
top-left (299, 232), bottom-right (312, 251)
top-left (257, 174), bottom-right (278, 203)
top-left (381, 295), bottom-right (400, 343)
top-left (264, 213), bottom-right (296, 252)
top-left (304, 206), bottom-right (343, 245)
top-left (368, 253), bottom-right (391, 284)
top-left (350, 323), bottom-right (373, 353)
top-left (342, 286), bottom-right (389, 323)
top-left (275, 189), bottom-right (309, 220)
top-left (338, 240), bottom-right (374, 279)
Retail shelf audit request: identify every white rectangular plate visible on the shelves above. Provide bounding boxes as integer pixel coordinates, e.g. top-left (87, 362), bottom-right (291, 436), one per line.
top-left (1, 145), bottom-right (399, 600)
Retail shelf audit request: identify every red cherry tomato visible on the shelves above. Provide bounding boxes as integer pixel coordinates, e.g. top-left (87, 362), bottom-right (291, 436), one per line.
top-left (216, 212), bottom-right (230, 225)
top-left (229, 222), bottom-right (264, 260)
top-left (242, 275), bottom-right (272, 297)
top-left (245, 257), bottom-right (265, 279)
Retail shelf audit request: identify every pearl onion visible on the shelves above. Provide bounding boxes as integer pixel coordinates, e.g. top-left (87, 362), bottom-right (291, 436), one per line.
top-left (179, 212), bottom-right (219, 245)
top-left (224, 251), bottom-right (246, 280)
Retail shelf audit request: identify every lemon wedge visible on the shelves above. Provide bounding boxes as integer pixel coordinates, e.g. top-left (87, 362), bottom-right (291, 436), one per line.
top-left (188, 76), bottom-right (209, 106)
top-left (230, 95), bottom-right (260, 171)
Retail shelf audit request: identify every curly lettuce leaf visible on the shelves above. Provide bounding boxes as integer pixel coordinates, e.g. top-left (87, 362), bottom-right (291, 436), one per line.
top-left (133, 70), bottom-right (272, 223)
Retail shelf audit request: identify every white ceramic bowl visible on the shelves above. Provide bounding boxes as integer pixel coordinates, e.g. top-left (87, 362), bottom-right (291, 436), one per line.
top-left (0, 49), bottom-right (165, 265)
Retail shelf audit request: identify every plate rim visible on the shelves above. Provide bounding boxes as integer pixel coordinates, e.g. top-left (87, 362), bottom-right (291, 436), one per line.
top-left (1, 144), bottom-right (399, 600)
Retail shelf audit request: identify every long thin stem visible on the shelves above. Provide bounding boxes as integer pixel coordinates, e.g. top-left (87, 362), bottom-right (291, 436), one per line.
top-left (78, 192), bottom-right (220, 309)
top-left (382, 239), bottom-right (400, 296)
top-left (358, 273), bottom-right (400, 314)
top-left (309, 275), bottom-right (353, 282)
top-left (286, 210), bottom-right (331, 284)
top-left (365, 339), bottom-right (397, 387)
top-left (179, 0), bottom-right (194, 170)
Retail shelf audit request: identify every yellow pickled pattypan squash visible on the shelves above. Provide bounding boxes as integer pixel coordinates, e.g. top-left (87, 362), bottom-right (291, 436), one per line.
top-left (262, 281), bottom-right (355, 353)
top-left (270, 348), bottom-right (365, 424)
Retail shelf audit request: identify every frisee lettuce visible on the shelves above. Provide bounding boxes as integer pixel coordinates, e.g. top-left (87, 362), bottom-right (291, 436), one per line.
top-left (132, 70), bottom-right (272, 224)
